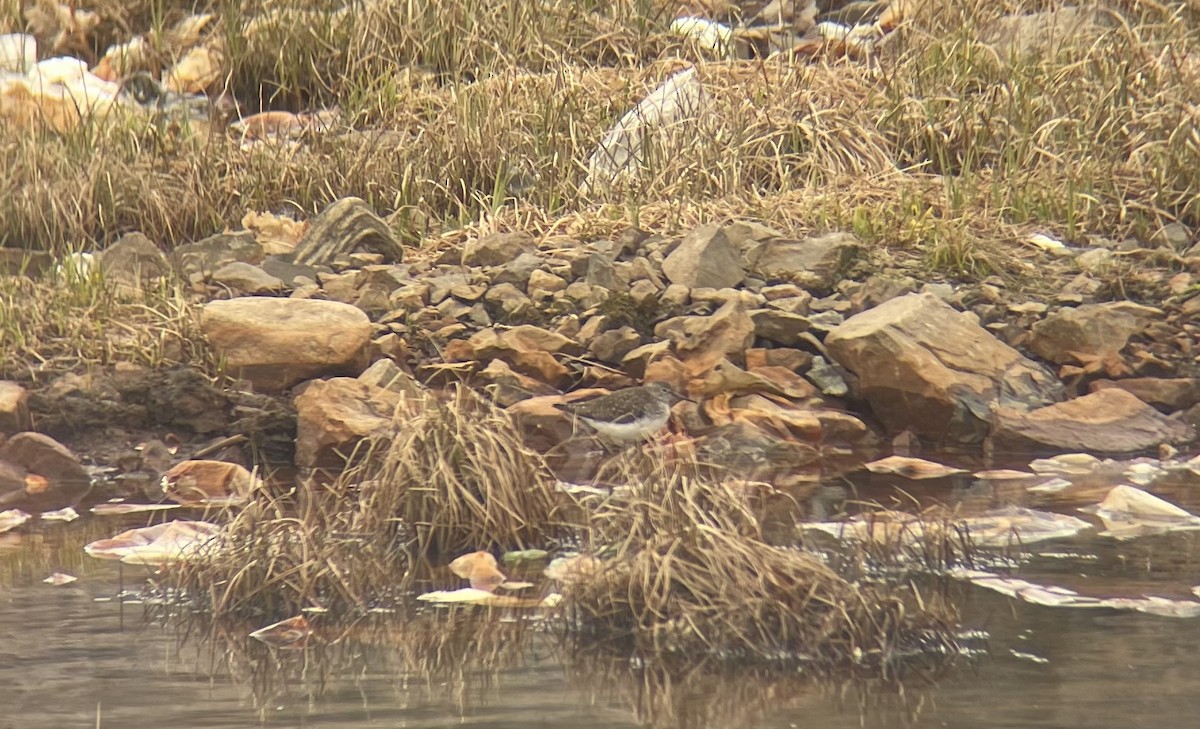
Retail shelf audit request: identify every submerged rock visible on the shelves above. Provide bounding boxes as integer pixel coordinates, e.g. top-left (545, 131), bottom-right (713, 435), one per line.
top-left (989, 388), bottom-right (1192, 454)
top-left (826, 293), bottom-right (1062, 443)
top-left (200, 298), bottom-right (372, 390)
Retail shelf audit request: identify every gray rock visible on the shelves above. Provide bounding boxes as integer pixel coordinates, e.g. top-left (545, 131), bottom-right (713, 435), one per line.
top-left (1029, 302), bottom-right (1161, 364)
top-left (211, 262), bottom-right (284, 294)
top-left (1151, 222), bottom-right (1192, 249)
top-left (292, 197), bottom-right (403, 266)
top-left (484, 283), bottom-right (533, 318)
top-left (174, 231), bottom-right (263, 281)
top-left (629, 279), bottom-right (660, 306)
top-left (492, 252), bottom-right (544, 287)
top-left (261, 257), bottom-right (322, 288)
top-left (427, 274), bottom-right (471, 304)
top-left (358, 358), bottom-right (423, 398)
top-left (98, 232), bottom-right (173, 292)
top-left (589, 326), bottom-right (642, 363)
top-left (462, 231), bottom-right (534, 267)
top-left (586, 252), bottom-right (624, 291)
top-left (564, 281), bottom-right (610, 308)
top-left (745, 232), bottom-right (861, 292)
top-left (750, 309), bottom-right (811, 346)
top-left (806, 355), bottom-right (848, 397)
top-left (527, 269), bottom-right (567, 296)
top-left (662, 224), bottom-right (746, 289)
top-left (660, 284), bottom-right (690, 308)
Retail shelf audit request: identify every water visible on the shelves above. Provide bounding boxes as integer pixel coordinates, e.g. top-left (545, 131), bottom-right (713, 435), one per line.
top-left (3, 469), bottom-right (1200, 729)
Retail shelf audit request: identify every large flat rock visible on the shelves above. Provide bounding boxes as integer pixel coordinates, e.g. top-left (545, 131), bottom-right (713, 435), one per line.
top-left (988, 388), bottom-right (1192, 454)
top-left (825, 293), bottom-right (1063, 443)
top-left (201, 298), bottom-right (373, 391)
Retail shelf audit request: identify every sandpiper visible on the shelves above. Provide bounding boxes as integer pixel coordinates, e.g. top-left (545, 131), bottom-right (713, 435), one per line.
top-left (555, 381), bottom-right (688, 444)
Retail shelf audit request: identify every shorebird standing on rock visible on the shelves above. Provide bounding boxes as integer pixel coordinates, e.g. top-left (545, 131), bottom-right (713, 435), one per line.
top-left (554, 381), bottom-right (689, 445)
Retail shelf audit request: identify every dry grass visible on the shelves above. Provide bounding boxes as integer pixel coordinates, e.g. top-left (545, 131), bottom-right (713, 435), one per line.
top-left (1, 0), bottom-right (1194, 288)
top-left (0, 268), bottom-right (204, 378)
top-left (170, 386), bottom-right (576, 616)
top-left (560, 458), bottom-right (958, 667)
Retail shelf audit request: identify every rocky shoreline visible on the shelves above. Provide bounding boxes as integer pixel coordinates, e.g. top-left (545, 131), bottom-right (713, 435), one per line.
top-left (2, 195), bottom-right (1198, 508)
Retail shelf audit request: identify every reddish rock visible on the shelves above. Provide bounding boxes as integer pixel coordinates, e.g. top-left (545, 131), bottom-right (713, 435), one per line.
top-left (1089, 378), bottom-right (1200, 412)
top-left (293, 378), bottom-right (403, 469)
top-left (988, 389), bottom-right (1192, 454)
top-left (826, 293), bottom-right (1063, 443)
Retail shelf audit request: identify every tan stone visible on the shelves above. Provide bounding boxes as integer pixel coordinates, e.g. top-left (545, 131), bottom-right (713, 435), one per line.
top-left (293, 378), bottom-right (404, 469)
top-left (201, 298), bottom-right (372, 391)
top-left (0, 382), bottom-right (31, 434)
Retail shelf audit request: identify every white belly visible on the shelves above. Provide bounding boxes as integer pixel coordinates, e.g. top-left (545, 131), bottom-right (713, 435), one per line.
top-left (581, 410), bottom-right (670, 443)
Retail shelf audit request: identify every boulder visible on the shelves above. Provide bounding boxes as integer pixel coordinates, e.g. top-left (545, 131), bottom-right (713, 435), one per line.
top-left (1029, 302), bottom-right (1160, 364)
top-left (293, 378), bottom-right (402, 469)
top-left (744, 232), bottom-right (861, 292)
top-left (292, 197), bottom-right (403, 265)
top-left (825, 293), bottom-right (1063, 443)
top-left (201, 298), bottom-right (373, 390)
top-left (662, 224), bottom-right (745, 290)
top-left (989, 389), bottom-right (1191, 454)
top-left (0, 381), bottom-right (31, 434)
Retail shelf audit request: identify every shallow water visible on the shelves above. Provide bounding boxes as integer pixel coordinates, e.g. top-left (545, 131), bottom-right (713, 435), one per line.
top-left (4, 468), bottom-right (1200, 729)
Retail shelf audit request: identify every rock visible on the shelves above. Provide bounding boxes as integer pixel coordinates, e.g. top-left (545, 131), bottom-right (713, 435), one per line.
top-left (825, 293), bottom-right (1063, 443)
top-left (745, 347), bottom-right (811, 373)
top-left (660, 283), bottom-right (690, 308)
top-left (528, 269), bottom-right (567, 296)
top-left (173, 231), bottom-right (263, 282)
top-left (0, 382), bottom-right (31, 434)
top-left (848, 274), bottom-right (917, 312)
top-left (1090, 378), bottom-right (1200, 412)
top-left (294, 378), bottom-right (403, 469)
top-left (161, 460), bottom-right (257, 504)
top-left (484, 283), bottom-right (534, 318)
top-left (478, 359), bottom-right (558, 406)
top-left (1029, 302), bottom-right (1160, 364)
top-left (507, 395), bottom-right (576, 452)
top-left (1151, 222), bottom-right (1192, 250)
top-left (662, 224), bottom-right (745, 290)
top-left (563, 281), bottom-right (609, 308)
top-left (98, 232), bottom-right (173, 293)
top-left (989, 389), bottom-right (1191, 454)
top-left (1074, 247), bottom-right (1113, 273)
top-left (467, 326), bottom-right (576, 386)
top-left (655, 298), bottom-right (756, 375)
top-left (261, 257), bottom-right (321, 288)
top-left (806, 355), bottom-right (848, 397)
top-left (585, 252), bottom-right (624, 291)
top-left (211, 261), bottom-right (284, 294)
top-left (427, 273), bottom-right (470, 304)
top-left (462, 231), bottom-right (534, 267)
top-left (744, 232), bottom-right (861, 292)
top-left (292, 197), bottom-right (403, 265)
top-left (0, 432), bottom-right (91, 511)
top-left (589, 326), bottom-right (642, 363)
top-left (981, 6), bottom-right (1116, 58)
top-left (357, 358), bottom-right (423, 398)
top-left (492, 252), bottom-right (544, 287)
top-left (629, 279), bottom-right (660, 306)
top-left (622, 340), bottom-right (672, 379)
top-left (200, 298), bottom-right (373, 391)
top-left (750, 308), bottom-right (811, 346)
